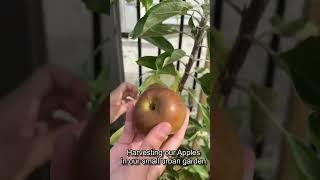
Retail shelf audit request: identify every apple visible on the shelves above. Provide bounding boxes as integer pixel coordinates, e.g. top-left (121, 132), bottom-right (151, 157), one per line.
top-left (133, 83), bottom-right (187, 134)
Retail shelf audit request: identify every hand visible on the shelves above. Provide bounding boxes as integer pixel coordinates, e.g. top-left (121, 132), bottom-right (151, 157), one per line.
top-left (0, 64), bottom-right (89, 180)
top-left (110, 103), bottom-right (190, 180)
top-left (110, 82), bottom-right (138, 123)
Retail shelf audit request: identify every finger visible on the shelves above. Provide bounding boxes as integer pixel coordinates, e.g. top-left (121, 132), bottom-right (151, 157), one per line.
top-left (139, 122), bottom-right (172, 150)
top-left (39, 95), bottom-right (87, 124)
top-left (17, 122), bottom-right (82, 180)
top-left (117, 103), bottom-right (136, 144)
top-left (118, 82), bottom-right (138, 99)
top-left (60, 96), bottom-right (87, 121)
top-left (115, 100), bottom-right (137, 120)
top-left (148, 109), bottom-right (189, 178)
top-left (51, 132), bottom-right (78, 180)
top-left (123, 83), bottom-right (138, 99)
top-left (129, 134), bottom-right (144, 150)
top-left (160, 109), bottom-right (189, 151)
top-left (25, 64), bottom-right (89, 104)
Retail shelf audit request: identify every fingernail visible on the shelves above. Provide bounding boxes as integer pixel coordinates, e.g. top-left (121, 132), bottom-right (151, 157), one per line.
top-left (159, 123), bottom-right (171, 135)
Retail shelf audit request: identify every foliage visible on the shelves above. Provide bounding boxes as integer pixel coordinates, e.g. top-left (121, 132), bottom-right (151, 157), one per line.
top-left (81, 0), bottom-right (211, 179)
top-left (129, 0), bottom-right (211, 178)
top-left (252, 19), bottom-right (320, 180)
top-left (81, 0), bottom-right (320, 179)
top-left (281, 36), bottom-right (320, 110)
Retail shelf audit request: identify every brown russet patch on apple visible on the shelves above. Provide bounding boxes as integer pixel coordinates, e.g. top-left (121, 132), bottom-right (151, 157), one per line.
top-left (212, 110), bottom-right (244, 180)
top-left (133, 84), bottom-right (187, 134)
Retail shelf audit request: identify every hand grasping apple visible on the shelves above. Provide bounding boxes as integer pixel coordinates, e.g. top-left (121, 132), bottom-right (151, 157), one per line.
top-left (110, 102), bottom-right (190, 180)
top-left (110, 82), bottom-right (138, 123)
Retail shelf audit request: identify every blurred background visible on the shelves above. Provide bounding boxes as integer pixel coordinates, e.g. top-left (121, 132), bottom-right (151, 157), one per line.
top-left (0, 0), bottom-right (319, 179)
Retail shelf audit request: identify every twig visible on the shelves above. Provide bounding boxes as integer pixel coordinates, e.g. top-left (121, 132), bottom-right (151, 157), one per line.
top-left (185, 55), bottom-right (209, 62)
top-left (194, 58), bottom-right (210, 62)
top-left (186, 73), bottom-right (198, 82)
top-left (179, 31), bottom-right (194, 38)
top-left (178, 14), bottom-right (209, 93)
top-left (215, 0), bottom-right (271, 106)
top-left (190, 9), bottom-right (205, 19)
top-left (179, 60), bottom-right (187, 67)
top-left (252, 37), bottom-right (286, 69)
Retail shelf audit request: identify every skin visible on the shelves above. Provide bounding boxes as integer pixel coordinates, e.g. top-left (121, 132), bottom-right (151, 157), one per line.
top-left (0, 64), bottom-right (139, 180)
top-left (52, 84), bottom-right (190, 180)
top-left (0, 64), bottom-right (89, 180)
top-left (111, 104), bottom-right (190, 180)
top-left (0, 64), bottom-right (255, 180)
top-left (110, 82), bottom-right (138, 123)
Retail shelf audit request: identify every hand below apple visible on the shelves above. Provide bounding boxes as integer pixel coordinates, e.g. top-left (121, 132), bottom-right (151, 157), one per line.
top-left (110, 103), bottom-right (190, 180)
top-left (110, 82), bottom-right (138, 123)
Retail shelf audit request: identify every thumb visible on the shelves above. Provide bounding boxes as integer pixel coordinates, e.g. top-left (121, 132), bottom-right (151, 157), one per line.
top-left (140, 122), bottom-right (172, 150)
top-left (51, 132), bottom-right (78, 180)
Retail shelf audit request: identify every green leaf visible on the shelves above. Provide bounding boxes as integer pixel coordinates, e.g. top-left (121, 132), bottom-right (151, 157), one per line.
top-left (188, 17), bottom-right (197, 37)
top-left (271, 16), bottom-right (319, 39)
top-left (110, 126), bottom-right (124, 145)
top-left (249, 83), bottom-right (278, 140)
top-left (139, 73), bottom-right (161, 93)
top-left (136, 56), bottom-right (157, 70)
top-left (198, 73), bottom-right (213, 95)
top-left (187, 165), bottom-right (209, 180)
top-left (280, 36), bottom-right (320, 110)
top-left (286, 134), bottom-right (320, 180)
top-left (308, 112), bottom-right (320, 152)
top-left (155, 50), bottom-right (181, 76)
top-left (156, 51), bottom-right (172, 69)
top-left (207, 28), bottom-right (212, 64)
top-left (212, 29), bottom-right (228, 61)
top-left (295, 22), bottom-right (320, 41)
top-left (140, 0), bottom-right (153, 10)
top-left (195, 66), bottom-right (209, 74)
top-left (187, 89), bottom-right (210, 131)
top-left (130, 0), bottom-right (192, 38)
top-left (159, 73), bottom-right (181, 92)
top-left (160, 64), bottom-right (177, 76)
top-left (200, 104), bottom-right (210, 130)
top-left (189, 117), bottom-right (203, 129)
top-left (141, 24), bottom-right (178, 37)
top-left (144, 36), bottom-right (174, 52)
top-left (130, 16), bottom-right (148, 39)
top-left (163, 49), bottom-right (186, 67)
top-left (271, 16), bottom-right (306, 37)
top-left (211, 28), bottom-right (229, 98)
top-left (187, 88), bottom-right (197, 107)
top-left (82, 0), bottom-right (110, 14)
